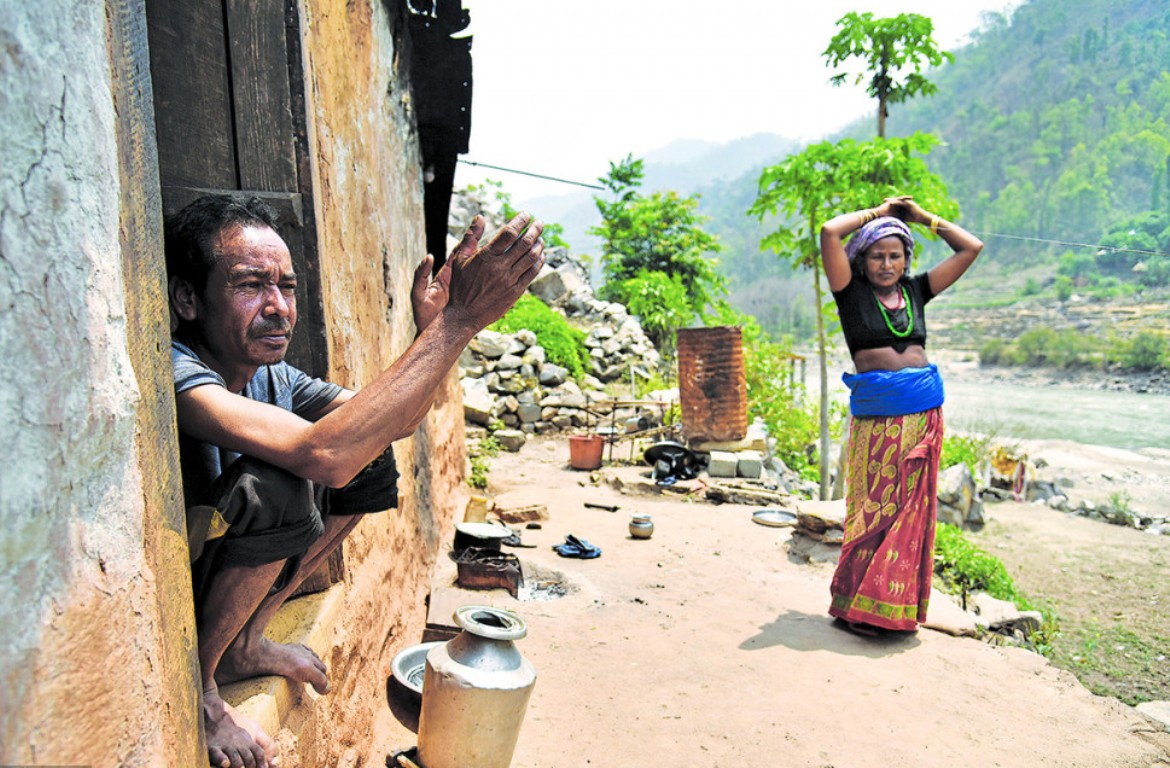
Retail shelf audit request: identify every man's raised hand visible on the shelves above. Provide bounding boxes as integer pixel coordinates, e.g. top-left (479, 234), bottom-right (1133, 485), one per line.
top-left (445, 212), bottom-right (545, 331)
top-left (411, 253), bottom-right (453, 333)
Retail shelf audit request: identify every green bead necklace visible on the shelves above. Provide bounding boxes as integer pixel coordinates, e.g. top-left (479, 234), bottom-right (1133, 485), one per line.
top-left (873, 285), bottom-right (914, 338)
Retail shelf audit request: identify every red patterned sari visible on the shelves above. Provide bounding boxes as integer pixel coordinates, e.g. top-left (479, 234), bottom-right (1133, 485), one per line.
top-left (829, 407), bottom-right (944, 631)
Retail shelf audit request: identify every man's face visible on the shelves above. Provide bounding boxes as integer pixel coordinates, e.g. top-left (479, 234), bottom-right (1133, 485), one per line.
top-left (194, 224), bottom-right (297, 375)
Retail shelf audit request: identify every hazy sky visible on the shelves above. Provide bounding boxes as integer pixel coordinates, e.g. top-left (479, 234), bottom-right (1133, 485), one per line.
top-left (454, 0), bottom-right (1018, 202)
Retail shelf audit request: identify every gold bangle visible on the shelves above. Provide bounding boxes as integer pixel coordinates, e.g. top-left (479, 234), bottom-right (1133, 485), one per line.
top-left (930, 215), bottom-right (941, 236)
top-left (859, 209), bottom-right (875, 226)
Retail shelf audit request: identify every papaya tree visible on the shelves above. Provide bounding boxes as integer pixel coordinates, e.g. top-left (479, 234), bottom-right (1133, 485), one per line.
top-left (824, 12), bottom-right (953, 138)
top-left (749, 133), bottom-right (958, 499)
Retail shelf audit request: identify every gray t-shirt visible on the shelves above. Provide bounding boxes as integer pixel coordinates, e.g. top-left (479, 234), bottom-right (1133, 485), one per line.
top-left (172, 339), bottom-right (343, 504)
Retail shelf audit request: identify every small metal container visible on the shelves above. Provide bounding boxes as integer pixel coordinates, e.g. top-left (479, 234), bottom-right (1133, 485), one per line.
top-left (629, 513), bottom-right (654, 539)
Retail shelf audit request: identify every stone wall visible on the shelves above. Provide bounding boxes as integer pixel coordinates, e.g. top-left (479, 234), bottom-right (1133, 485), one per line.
top-left (0, 2), bottom-right (201, 764)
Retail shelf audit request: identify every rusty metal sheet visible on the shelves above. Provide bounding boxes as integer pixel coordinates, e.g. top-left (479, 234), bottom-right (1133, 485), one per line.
top-left (677, 326), bottom-right (748, 443)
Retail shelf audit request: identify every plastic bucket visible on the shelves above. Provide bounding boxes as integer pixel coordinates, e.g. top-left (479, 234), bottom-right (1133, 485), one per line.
top-left (568, 434), bottom-right (604, 470)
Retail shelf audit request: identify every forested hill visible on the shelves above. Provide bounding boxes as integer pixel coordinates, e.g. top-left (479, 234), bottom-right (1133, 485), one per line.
top-left (880, 0), bottom-right (1170, 266)
top-left (693, 0), bottom-right (1170, 338)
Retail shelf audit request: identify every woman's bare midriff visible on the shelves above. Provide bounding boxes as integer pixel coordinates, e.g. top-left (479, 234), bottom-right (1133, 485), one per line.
top-left (852, 344), bottom-right (928, 373)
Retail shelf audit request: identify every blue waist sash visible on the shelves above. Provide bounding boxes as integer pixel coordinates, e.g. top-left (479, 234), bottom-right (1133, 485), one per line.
top-left (843, 363), bottom-right (945, 418)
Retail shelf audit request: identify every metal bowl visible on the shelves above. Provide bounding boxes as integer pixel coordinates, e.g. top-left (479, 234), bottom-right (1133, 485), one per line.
top-left (391, 641), bottom-right (443, 696)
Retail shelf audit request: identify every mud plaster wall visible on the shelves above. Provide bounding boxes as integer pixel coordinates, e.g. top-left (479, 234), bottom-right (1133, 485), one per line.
top-left (294, 0), bottom-right (468, 759)
top-left (0, 2), bottom-right (200, 765)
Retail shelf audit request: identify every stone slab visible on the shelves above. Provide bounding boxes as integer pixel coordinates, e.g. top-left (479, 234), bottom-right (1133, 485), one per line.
top-left (707, 450), bottom-right (738, 478)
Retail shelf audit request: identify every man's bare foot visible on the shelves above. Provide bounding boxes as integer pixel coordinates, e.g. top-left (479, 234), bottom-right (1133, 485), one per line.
top-left (218, 636), bottom-right (329, 694)
top-left (205, 689), bottom-right (280, 767)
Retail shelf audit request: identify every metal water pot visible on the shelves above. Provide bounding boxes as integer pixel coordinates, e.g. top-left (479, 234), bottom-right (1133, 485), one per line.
top-left (416, 605), bottom-right (537, 768)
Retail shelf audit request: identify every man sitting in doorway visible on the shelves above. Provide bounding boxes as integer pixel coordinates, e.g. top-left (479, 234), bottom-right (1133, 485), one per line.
top-left (166, 195), bottom-right (544, 768)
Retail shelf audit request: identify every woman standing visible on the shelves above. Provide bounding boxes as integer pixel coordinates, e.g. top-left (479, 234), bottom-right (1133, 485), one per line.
top-left (820, 196), bottom-right (983, 634)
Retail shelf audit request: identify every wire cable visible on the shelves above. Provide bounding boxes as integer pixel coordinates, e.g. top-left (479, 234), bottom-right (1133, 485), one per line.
top-left (457, 159), bottom-right (606, 190)
top-left (967, 230), bottom-right (1170, 259)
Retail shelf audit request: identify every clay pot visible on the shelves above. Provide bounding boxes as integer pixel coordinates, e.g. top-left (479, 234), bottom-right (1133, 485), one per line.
top-left (568, 434), bottom-right (604, 470)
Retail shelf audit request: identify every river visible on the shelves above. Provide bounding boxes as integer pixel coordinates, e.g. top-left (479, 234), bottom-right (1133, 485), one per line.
top-left (941, 378), bottom-right (1169, 451)
top-left (810, 361), bottom-right (1169, 452)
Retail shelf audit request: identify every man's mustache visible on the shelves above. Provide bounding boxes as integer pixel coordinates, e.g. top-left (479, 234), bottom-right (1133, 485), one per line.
top-left (253, 320), bottom-right (292, 336)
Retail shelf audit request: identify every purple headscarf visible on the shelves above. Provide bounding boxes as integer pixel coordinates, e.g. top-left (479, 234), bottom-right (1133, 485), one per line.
top-left (844, 216), bottom-right (915, 264)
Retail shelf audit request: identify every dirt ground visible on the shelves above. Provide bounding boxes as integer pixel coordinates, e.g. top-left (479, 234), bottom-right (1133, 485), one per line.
top-left (370, 435), bottom-right (1170, 768)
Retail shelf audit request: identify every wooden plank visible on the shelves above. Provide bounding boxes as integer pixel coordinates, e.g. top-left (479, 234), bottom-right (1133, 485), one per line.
top-left (226, 0), bottom-right (298, 191)
top-left (146, 0), bottom-right (237, 189)
top-left (111, 2), bottom-right (204, 763)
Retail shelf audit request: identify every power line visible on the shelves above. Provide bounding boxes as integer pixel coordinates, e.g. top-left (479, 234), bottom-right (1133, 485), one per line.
top-left (457, 159), bottom-right (606, 190)
top-left (968, 230), bottom-right (1170, 259)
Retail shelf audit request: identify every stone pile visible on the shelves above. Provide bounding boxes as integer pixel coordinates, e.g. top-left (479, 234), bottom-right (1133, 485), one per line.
top-left (460, 328), bottom-right (671, 448)
top-left (450, 187), bottom-right (667, 445)
top-left (975, 446), bottom-right (1169, 535)
top-left (1039, 490), bottom-right (1169, 534)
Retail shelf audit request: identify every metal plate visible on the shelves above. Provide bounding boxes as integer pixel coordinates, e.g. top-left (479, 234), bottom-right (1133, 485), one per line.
top-left (752, 509), bottom-right (798, 528)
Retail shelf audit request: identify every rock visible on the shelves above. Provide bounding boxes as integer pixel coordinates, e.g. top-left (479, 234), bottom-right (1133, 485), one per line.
top-left (705, 483), bottom-right (792, 506)
top-left (785, 530), bottom-right (841, 565)
top-left (1136, 701), bottom-right (1170, 732)
top-left (966, 498), bottom-right (986, 527)
top-left (494, 429), bottom-right (527, 452)
top-left (736, 450), bottom-right (763, 479)
top-left (515, 329), bottom-right (537, 347)
top-left (922, 589), bottom-right (979, 637)
top-left (495, 353), bottom-right (523, 370)
top-left (496, 377), bottom-right (529, 394)
top-left (1008, 610), bottom-right (1044, 636)
top-left (523, 346), bottom-right (547, 367)
top-left (794, 499), bottom-right (847, 532)
top-left (937, 501), bottom-right (965, 528)
top-left (937, 463), bottom-right (974, 507)
top-left (469, 330), bottom-right (509, 359)
top-left (707, 450), bottom-right (738, 478)
top-left (461, 377), bottom-right (498, 426)
top-left (539, 364), bottom-right (569, 386)
top-left (517, 404), bottom-right (542, 423)
top-left (970, 593), bottom-right (1021, 630)
top-left (937, 463), bottom-right (983, 527)
top-left (492, 503), bottom-right (548, 524)
top-left (541, 392), bottom-right (586, 409)
top-left (528, 266), bottom-right (572, 305)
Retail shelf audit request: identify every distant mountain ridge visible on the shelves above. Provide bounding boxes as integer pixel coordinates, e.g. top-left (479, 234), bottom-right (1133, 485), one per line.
top-left (517, 0), bottom-right (1170, 340)
top-left (520, 132), bottom-right (798, 278)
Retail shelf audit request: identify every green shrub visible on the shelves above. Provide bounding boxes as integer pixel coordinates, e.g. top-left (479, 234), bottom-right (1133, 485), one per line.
top-left (1013, 327), bottom-right (1100, 368)
top-left (934, 523), bottom-right (1027, 607)
top-left (1120, 331), bottom-right (1168, 370)
top-left (491, 294), bottom-right (587, 379)
top-left (603, 269), bottom-right (693, 355)
top-left (978, 338), bottom-right (1021, 366)
top-left (941, 433), bottom-right (989, 474)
